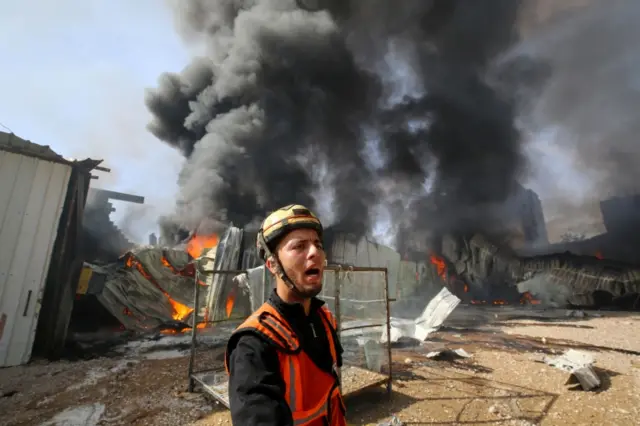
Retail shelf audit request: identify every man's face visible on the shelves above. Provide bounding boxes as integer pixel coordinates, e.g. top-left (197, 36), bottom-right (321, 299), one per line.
top-left (268, 228), bottom-right (325, 298)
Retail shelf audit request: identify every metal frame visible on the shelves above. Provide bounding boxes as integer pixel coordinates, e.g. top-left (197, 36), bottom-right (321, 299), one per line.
top-left (186, 263), bottom-right (394, 402)
top-left (327, 265), bottom-right (393, 394)
top-left (187, 261), bottom-right (248, 392)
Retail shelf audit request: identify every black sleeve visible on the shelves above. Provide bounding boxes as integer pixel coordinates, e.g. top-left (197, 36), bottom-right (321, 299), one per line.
top-left (336, 335), bottom-right (344, 368)
top-left (228, 334), bottom-right (293, 426)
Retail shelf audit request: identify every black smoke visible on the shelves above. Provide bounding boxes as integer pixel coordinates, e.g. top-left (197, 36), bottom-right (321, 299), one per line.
top-left (146, 0), bottom-right (528, 249)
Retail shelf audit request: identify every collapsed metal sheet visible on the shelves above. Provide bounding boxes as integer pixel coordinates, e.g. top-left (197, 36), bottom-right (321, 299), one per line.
top-left (381, 286), bottom-right (461, 343)
top-left (94, 248), bottom-right (203, 331)
top-left (203, 227), bottom-right (244, 322)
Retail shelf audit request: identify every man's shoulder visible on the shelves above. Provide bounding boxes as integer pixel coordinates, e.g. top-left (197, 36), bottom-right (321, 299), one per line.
top-left (227, 328), bottom-right (274, 358)
top-left (234, 331), bottom-right (272, 351)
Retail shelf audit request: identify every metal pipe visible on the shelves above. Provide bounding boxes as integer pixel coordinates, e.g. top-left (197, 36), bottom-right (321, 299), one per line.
top-left (335, 268), bottom-right (342, 387)
top-left (187, 267), bottom-right (201, 392)
top-left (187, 268), bottom-right (248, 391)
top-left (326, 265), bottom-right (388, 272)
top-left (383, 269), bottom-right (393, 395)
top-left (340, 323), bottom-right (385, 332)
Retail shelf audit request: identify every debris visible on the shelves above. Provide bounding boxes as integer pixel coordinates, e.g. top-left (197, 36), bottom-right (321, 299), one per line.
top-left (425, 348), bottom-right (472, 360)
top-left (566, 310), bottom-right (602, 318)
top-left (40, 403), bottom-right (105, 426)
top-left (1, 390), bottom-right (18, 398)
top-left (542, 349), bottom-right (601, 390)
top-left (376, 414), bottom-right (404, 426)
top-left (381, 287), bottom-right (461, 343)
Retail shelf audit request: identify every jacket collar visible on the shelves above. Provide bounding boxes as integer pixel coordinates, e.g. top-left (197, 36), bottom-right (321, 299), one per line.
top-left (268, 288), bottom-right (325, 319)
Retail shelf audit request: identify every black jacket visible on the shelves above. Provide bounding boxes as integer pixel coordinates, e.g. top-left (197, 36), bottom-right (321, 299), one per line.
top-left (227, 290), bottom-right (344, 426)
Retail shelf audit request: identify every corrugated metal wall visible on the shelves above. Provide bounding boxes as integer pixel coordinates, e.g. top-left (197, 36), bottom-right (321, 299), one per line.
top-left (326, 234), bottom-right (444, 317)
top-left (0, 151), bottom-right (72, 367)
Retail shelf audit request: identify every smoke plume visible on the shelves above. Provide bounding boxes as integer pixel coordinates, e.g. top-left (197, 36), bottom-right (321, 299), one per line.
top-left (495, 0), bottom-right (640, 216)
top-left (147, 0), bottom-right (527, 249)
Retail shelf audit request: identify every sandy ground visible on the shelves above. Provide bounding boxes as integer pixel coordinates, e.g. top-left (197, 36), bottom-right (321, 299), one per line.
top-left (1, 308), bottom-right (639, 426)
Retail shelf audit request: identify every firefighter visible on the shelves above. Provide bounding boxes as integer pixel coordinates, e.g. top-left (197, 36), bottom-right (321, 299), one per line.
top-left (225, 204), bottom-right (346, 425)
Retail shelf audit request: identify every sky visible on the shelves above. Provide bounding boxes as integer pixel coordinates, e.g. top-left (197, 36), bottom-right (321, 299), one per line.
top-left (0, 1), bottom-right (189, 243)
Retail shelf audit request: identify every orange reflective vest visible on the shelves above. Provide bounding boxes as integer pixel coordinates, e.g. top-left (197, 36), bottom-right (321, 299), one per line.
top-left (225, 302), bottom-right (346, 426)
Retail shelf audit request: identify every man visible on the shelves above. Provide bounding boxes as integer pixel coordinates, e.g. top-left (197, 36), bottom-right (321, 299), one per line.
top-left (225, 204), bottom-right (346, 426)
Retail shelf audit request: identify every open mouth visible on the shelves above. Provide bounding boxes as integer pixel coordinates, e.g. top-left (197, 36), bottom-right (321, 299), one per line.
top-left (305, 268), bottom-right (320, 277)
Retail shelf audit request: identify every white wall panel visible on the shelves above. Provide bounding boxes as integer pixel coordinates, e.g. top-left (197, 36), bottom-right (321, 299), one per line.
top-left (0, 151), bottom-right (71, 366)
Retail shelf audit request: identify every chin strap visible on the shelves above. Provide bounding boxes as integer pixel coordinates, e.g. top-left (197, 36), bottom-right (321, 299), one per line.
top-left (258, 232), bottom-right (308, 299)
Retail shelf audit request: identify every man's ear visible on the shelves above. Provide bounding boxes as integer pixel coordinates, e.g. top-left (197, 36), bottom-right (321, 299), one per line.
top-left (265, 256), bottom-right (276, 274)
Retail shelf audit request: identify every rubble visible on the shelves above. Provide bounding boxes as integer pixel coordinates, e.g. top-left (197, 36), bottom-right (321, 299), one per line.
top-left (425, 348), bottom-right (472, 360)
top-left (40, 403), bottom-right (105, 426)
top-left (542, 349), bottom-right (601, 391)
top-left (376, 415), bottom-right (404, 426)
top-left (441, 233), bottom-right (640, 309)
top-left (380, 287), bottom-right (461, 343)
top-left (2, 306), bottom-right (639, 425)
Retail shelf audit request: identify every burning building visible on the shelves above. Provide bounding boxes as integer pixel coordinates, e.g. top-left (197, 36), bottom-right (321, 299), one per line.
top-left (127, 0), bottom-right (640, 320)
top-left (50, 0), bottom-right (640, 343)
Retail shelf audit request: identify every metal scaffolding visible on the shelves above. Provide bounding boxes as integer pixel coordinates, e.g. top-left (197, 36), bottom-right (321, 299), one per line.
top-left (186, 263), bottom-right (394, 407)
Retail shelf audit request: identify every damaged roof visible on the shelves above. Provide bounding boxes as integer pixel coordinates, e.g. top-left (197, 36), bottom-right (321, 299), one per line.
top-left (0, 131), bottom-right (102, 169)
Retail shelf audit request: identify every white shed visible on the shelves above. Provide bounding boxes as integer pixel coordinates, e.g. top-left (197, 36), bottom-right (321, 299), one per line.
top-left (0, 132), bottom-right (98, 367)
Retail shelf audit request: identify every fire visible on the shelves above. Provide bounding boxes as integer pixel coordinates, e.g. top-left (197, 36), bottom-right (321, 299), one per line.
top-left (429, 253), bottom-right (447, 281)
top-left (595, 251), bottom-right (603, 260)
top-left (161, 255), bottom-right (178, 273)
top-left (463, 284), bottom-right (469, 293)
top-left (187, 233), bottom-right (219, 259)
top-left (469, 292), bottom-right (541, 306)
top-left (520, 291), bottom-right (541, 305)
top-left (226, 288), bottom-right (236, 318)
top-left (124, 253), bottom-right (194, 322)
top-left (160, 322), bottom-right (207, 335)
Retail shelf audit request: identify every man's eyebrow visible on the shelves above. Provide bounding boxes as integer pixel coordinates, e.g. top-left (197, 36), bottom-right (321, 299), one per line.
top-left (287, 238), bottom-right (321, 245)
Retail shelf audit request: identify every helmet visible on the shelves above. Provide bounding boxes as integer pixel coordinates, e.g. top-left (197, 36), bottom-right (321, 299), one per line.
top-left (256, 204), bottom-right (323, 261)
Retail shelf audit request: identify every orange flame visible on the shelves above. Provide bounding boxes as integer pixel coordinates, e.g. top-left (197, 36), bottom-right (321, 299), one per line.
top-left (595, 251), bottom-right (603, 260)
top-left (463, 284), bottom-right (469, 293)
top-left (160, 322), bottom-right (207, 335)
top-left (470, 292), bottom-right (542, 306)
top-left (520, 291), bottom-right (541, 305)
top-left (429, 253), bottom-right (447, 281)
top-left (161, 255), bottom-right (178, 273)
top-left (124, 254), bottom-right (194, 322)
top-left (187, 234), bottom-right (219, 259)
top-left (226, 292), bottom-right (236, 318)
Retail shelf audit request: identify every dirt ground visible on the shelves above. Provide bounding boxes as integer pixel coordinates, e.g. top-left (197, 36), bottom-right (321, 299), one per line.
top-left (1, 308), bottom-right (639, 426)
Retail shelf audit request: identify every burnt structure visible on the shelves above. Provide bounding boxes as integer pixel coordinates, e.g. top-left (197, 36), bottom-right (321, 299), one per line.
top-left (439, 233), bottom-right (640, 310)
top-left (83, 189), bottom-right (143, 263)
top-left (519, 193), bottom-right (640, 266)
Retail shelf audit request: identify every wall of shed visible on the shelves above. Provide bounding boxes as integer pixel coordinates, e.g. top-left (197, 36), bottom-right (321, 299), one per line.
top-left (0, 151), bottom-right (72, 367)
top-left (33, 166), bottom-right (92, 360)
